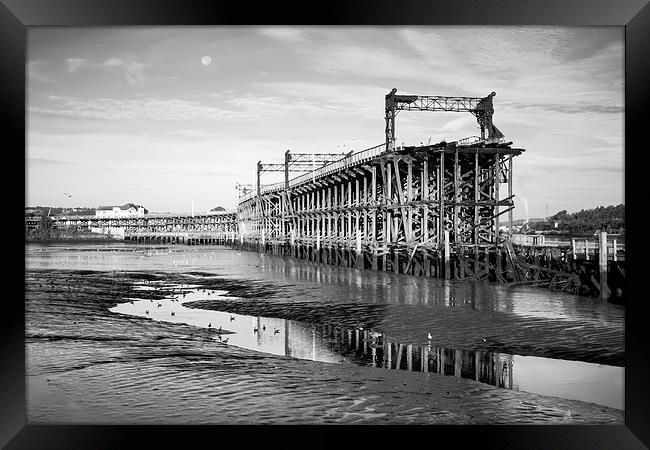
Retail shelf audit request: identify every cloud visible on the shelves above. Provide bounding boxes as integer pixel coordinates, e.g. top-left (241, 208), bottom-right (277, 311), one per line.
top-left (102, 57), bottom-right (149, 84)
top-left (27, 61), bottom-right (57, 84)
top-left (31, 95), bottom-right (255, 121)
top-left (64, 56), bottom-right (149, 84)
top-left (27, 157), bottom-right (73, 166)
top-left (249, 81), bottom-right (387, 117)
top-left (501, 101), bottom-right (623, 115)
top-left (65, 58), bottom-right (88, 73)
top-left (256, 28), bottom-right (310, 43)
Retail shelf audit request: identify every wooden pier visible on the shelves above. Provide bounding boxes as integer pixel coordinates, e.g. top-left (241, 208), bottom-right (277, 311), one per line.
top-left (124, 231), bottom-right (238, 245)
top-left (237, 141), bottom-right (522, 283)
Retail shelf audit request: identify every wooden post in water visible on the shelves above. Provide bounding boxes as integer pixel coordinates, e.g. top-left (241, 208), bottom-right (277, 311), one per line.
top-left (584, 239), bottom-right (589, 260)
top-left (613, 239), bottom-right (617, 262)
top-left (454, 349), bottom-right (462, 377)
top-left (572, 238), bottom-right (576, 260)
top-left (386, 341), bottom-right (392, 369)
top-left (599, 230), bottom-right (609, 300)
top-left (356, 228), bottom-right (363, 269)
top-left (395, 344), bottom-right (404, 370)
top-left (443, 229), bottom-right (450, 279)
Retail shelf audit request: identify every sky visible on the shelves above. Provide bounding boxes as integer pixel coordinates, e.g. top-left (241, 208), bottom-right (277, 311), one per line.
top-left (26, 26), bottom-right (624, 217)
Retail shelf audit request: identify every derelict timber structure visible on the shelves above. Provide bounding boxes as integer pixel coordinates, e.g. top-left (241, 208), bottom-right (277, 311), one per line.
top-left (236, 88), bottom-right (525, 281)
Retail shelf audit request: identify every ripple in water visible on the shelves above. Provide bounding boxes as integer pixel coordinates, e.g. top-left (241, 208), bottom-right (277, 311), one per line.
top-left (110, 282), bottom-right (624, 410)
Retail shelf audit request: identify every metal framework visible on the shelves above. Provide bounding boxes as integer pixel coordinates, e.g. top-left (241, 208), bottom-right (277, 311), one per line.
top-left (385, 88), bottom-right (505, 153)
top-left (256, 150), bottom-right (348, 193)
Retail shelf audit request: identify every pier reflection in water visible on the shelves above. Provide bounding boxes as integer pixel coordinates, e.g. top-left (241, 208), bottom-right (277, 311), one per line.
top-left (304, 323), bottom-right (514, 388)
top-left (280, 321), bottom-right (622, 410)
top-left (111, 284), bottom-right (623, 410)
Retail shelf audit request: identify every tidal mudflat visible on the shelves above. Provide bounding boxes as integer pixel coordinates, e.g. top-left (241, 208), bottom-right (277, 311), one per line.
top-left (25, 244), bottom-right (624, 424)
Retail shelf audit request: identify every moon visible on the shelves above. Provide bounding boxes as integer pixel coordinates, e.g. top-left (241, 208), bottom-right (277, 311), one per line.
top-left (201, 56), bottom-right (212, 66)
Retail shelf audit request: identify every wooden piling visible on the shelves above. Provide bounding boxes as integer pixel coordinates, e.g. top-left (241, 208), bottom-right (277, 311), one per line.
top-left (443, 229), bottom-right (450, 279)
top-left (599, 231), bottom-right (609, 300)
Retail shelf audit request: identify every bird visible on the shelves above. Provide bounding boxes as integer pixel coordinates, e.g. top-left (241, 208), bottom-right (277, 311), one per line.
top-left (130, 300), bottom-right (134, 305)
top-left (262, 325), bottom-right (266, 331)
top-left (64, 192), bottom-right (72, 197)
top-left (217, 335), bottom-right (222, 341)
top-left (157, 303), bottom-right (162, 308)
top-left (171, 311), bottom-right (175, 317)
top-left (427, 332), bottom-right (433, 340)
top-left (274, 328), bottom-right (280, 335)
top-left (253, 327), bottom-right (259, 333)
top-left (218, 326), bottom-right (222, 331)
top-left (223, 338), bottom-right (229, 344)
top-left (145, 310), bottom-right (149, 315)
top-left (208, 322), bottom-right (212, 328)
top-left (230, 316), bottom-right (235, 322)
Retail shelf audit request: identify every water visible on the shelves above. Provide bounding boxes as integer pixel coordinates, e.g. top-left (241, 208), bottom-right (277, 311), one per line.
top-left (109, 282), bottom-right (624, 410)
top-left (25, 243), bottom-right (625, 421)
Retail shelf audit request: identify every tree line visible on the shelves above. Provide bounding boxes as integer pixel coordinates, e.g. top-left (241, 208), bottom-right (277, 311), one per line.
top-left (527, 204), bottom-right (624, 234)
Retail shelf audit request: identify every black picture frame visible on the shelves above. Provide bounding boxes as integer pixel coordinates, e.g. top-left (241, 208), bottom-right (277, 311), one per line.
top-left (3, 0), bottom-right (648, 448)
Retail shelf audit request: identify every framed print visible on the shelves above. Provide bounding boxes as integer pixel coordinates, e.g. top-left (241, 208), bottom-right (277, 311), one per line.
top-left (3, 0), bottom-right (649, 448)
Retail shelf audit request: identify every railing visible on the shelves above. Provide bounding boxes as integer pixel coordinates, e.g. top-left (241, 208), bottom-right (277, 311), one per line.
top-left (49, 210), bottom-right (237, 222)
top-left (238, 143), bottom-right (386, 205)
top-left (126, 231), bottom-right (234, 237)
top-left (456, 136), bottom-right (483, 146)
top-left (512, 233), bottom-right (625, 261)
top-left (290, 143), bottom-right (385, 189)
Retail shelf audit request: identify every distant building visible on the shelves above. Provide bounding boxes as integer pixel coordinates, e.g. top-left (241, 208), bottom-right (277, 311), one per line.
top-left (95, 203), bottom-right (148, 218)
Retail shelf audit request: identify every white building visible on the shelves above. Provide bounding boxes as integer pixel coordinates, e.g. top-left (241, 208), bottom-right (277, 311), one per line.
top-left (95, 203), bottom-right (148, 218)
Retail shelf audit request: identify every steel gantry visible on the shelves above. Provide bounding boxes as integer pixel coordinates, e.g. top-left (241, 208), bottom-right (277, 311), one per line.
top-left (385, 88), bottom-right (506, 152)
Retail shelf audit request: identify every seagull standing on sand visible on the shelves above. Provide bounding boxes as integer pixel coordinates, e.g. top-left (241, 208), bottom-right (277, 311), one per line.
top-left (222, 338), bottom-right (229, 344)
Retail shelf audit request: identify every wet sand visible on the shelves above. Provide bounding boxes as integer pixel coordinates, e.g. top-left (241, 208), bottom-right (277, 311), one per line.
top-left (25, 268), bottom-right (623, 424)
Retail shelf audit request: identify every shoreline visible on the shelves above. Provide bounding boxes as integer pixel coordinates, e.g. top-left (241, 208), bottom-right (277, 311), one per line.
top-left (26, 235), bottom-right (120, 245)
top-left (25, 268), bottom-right (624, 424)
